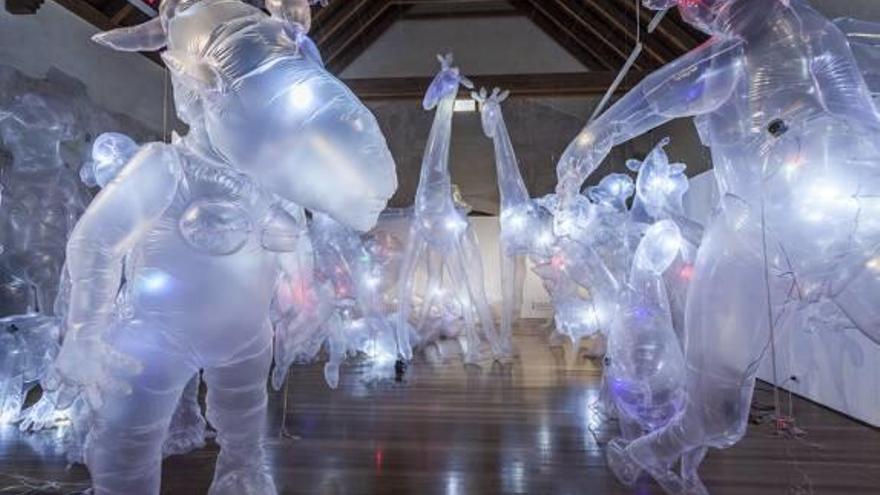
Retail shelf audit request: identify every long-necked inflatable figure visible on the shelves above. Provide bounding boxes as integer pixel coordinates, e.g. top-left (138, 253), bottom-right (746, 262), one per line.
top-left (475, 87), bottom-right (622, 350)
top-left (45, 1), bottom-right (397, 493)
top-left (473, 88), bottom-right (527, 354)
top-left (554, 0), bottom-right (880, 493)
top-left (396, 55), bottom-right (503, 364)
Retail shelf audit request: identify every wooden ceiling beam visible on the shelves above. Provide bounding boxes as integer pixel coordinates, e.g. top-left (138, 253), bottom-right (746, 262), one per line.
top-left (313, 0), bottom-right (372, 46)
top-left (552, 0), bottom-right (650, 70)
top-left (575, 0), bottom-right (675, 68)
top-left (344, 71), bottom-right (645, 100)
top-left (324, 1), bottom-right (411, 73)
top-left (51, 0), bottom-right (162, 63)
top-left (509, 0), bottom-right (612, 71)
top-left (617, 0), bottom-right (705, 55)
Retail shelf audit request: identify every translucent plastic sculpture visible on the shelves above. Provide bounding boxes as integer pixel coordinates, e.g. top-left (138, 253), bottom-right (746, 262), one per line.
top-left (46, 1), bottom-right (397, 493)
top-left (0, 314), bottom-right (60, 423)
top-left (605, 219), bottom-right (686, 443)
top-left (307, 212), bottom-right (401, 387)
top-left (0, 93), bottom-right (90, 316)
top-left (475, 87), bottom-right (622, 349)
top-left (554, 1), bottom-right (880, 492)
top-left (396, 55), bottom-right (504, 363)
top-left (472, 88), bottom-right (526, 353)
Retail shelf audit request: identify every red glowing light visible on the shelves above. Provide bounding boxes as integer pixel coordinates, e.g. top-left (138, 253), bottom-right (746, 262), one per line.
top-left (375, 448), bottom-right (384, 473)
top-left (551, 254), bottom-right (567, 271)
top-left (679, 264), bottom-right (695, 281)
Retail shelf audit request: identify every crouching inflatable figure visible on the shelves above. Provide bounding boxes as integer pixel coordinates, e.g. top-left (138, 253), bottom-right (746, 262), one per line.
top-left (44, 1), bottom-right (397, 493)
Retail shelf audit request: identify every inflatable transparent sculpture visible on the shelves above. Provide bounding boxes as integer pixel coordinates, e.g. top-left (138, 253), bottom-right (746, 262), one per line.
top-left (46, 1), bottom-right (397, 493)
top-left (553, 0), bottom-right (880, 492)
top-left (396, 55), bottom-right (504, 364)
top-left (305, 212), bottom-right (402, 388)
top-left (0, 92), bottom-right (90, 317)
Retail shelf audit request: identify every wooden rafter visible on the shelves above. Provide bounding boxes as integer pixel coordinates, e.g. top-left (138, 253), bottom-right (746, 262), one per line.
top-left (321, 1), bottom-right (411, 73)
top-left (48, 0), bottom-right (707, 95)
top-left (344, 71), bottom-right (644, 100)
top-left (575, 0), bottom-right (674, 69)
top-left (508, 0), bottom-right (611, 71)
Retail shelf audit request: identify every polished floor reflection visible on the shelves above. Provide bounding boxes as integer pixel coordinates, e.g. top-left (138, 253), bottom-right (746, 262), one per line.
top-left (1, 321), bottom-right (879, 494)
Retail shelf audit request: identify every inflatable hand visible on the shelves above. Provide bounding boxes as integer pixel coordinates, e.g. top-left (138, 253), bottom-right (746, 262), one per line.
top-left (44, 335), bottom-right (142, 411)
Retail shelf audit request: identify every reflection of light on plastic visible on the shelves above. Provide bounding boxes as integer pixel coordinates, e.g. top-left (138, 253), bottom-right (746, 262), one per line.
top-left (538, 422), bottom-right (552, 457)
top-left (802, 180), bottom-right (855, 222)
top-left (141, 271), bottom-right (170, 293)
top-left (445, 472), bottom-right (463, 495)
top-left (288, 82), bottom-right (314, 111)
top-left (783, 154), bottom-right (804, 179)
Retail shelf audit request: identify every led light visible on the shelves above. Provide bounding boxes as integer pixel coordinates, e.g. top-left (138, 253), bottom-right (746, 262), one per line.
top-left (289, 82), bottom-right (314, 111)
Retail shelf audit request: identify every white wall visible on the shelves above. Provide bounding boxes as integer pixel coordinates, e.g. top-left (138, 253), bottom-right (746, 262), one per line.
top-left (0, 1), bottom-right (169, 133)
top-left (341, 16), bottom-right (587, 79)
top-left (684, 171), bottom-right (880, 427)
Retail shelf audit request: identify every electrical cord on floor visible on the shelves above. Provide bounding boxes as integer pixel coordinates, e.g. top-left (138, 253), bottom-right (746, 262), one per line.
top-left (0, 473), bottom-right (88, 495)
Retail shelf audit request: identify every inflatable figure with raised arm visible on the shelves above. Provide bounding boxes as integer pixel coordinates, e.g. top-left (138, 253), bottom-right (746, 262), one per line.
top-left (47, 0), bottom-right (397, 493)
top-left (396, 55), bottom-right (503, 363)
top-left (553, 0), bottom-right (880, 492)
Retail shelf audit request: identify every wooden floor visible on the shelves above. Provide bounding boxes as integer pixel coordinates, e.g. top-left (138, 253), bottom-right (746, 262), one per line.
top-left (1, 322), bottom-right (879, 494)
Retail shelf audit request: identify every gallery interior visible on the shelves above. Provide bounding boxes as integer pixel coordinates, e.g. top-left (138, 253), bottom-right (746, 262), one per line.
top-left (0, 0), bottom-right (879, 493)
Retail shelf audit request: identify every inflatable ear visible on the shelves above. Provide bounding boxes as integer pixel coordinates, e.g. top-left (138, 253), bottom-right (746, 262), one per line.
top-left (161, 51), bottom-right (229, 98)
top-left (92, 17), bottom-right (167, 52)
top-left (626, 159), bottom-right (643, 172)
top-left (266, 0), bottom-right (313, 32)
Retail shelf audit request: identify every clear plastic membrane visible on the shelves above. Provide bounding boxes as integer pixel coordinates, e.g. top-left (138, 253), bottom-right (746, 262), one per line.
top-left (554, 1), bottom-right (880, 492)
top-left (45, 0), bottom-right (397, 493)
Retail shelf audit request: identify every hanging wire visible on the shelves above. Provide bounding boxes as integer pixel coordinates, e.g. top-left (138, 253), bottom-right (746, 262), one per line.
top-left (587, 5), bottom-right (669, 124)
top-left (163, 66), bottom-right (170, 143)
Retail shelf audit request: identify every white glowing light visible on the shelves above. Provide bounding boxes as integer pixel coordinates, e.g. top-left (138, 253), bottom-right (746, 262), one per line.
top-left (289, 82), bottom-right (314, 111)
top-left (579, 305), bottom-right (604, 327)
top-left (506, 212), bottom-right (526, 230)
top-left (536, 230), bottom-right (554, 247)
top-left (445, 216), bottom-right (467, 232)
top-left (365, 275), bottom-right (381, 289)
top-left (141, 271), bottom-right (171, 293)
top-left (576, 131), bottom-right (594, 147)
top-left (866, 257), bottom-right (880, 273)
top-left (646, 176), bottom-right (676, 194)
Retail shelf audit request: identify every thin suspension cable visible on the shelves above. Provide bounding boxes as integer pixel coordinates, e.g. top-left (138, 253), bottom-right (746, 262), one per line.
top-left (588, 8), bottom-right (668, 124)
